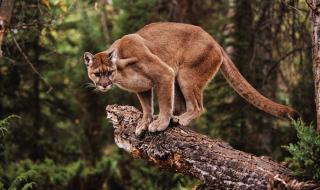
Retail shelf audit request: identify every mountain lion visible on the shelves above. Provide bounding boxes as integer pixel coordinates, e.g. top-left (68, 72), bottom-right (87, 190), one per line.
top-left (83, 22), bottom-right (298, 136)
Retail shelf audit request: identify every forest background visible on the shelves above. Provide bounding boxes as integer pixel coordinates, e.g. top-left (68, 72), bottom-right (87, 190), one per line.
top-left (0, 0), bottom-right (319, 189)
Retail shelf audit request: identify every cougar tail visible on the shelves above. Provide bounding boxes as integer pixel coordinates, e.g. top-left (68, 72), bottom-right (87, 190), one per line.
top-left (219, 48), bottom-right (299, 120)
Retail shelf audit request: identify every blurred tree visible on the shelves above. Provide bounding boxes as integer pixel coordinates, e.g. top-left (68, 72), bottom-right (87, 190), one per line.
top-left (308, 0), bottom-right (320, 132)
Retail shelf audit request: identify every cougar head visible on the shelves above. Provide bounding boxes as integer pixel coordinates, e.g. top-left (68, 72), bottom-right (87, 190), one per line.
top-left (83, 50), bottom-right (117, 92)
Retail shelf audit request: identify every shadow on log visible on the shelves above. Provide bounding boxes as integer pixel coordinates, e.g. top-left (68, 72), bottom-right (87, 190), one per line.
top-left (106, 105), bottom-right (319, 190)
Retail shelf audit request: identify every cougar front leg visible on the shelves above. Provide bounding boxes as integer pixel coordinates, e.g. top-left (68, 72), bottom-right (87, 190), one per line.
top-left (148, 74), bottom-right (174, 132)
top-left (136, 90), bottom-right (153, 136)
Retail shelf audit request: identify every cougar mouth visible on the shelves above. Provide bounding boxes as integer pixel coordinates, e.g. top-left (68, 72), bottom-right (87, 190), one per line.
top-left (96, 84), bottom-right (113, 92)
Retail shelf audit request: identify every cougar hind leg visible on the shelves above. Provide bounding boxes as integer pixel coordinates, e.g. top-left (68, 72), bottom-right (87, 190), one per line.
top-left (173, 51), bottom-right (222, 126)
top-left (173, 76), bottom-right (205, 126)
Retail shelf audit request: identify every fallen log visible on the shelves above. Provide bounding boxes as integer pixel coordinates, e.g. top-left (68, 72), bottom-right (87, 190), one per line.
top-left (106, 105), bottom-right (319, 190)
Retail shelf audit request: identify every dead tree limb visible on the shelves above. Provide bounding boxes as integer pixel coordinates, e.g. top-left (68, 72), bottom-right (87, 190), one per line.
top-left (106, 105), bottom-right (319, 190)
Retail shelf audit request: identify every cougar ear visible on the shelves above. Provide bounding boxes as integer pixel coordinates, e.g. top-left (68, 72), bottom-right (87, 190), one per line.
top-left (108, 49), bottom-right (117, 64)
top-left (84, 52), bottom-right (94, 66)
top-left (106, 49), bottom-right (118, 70)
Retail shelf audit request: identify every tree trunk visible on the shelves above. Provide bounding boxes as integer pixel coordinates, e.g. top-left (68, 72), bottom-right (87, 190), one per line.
top-left (100, 0), bottom-right (111, 45)
top-left (310, 0), bottom-right (320, 133)
top-left (224, 0), bottom-right (235, 55)
top-left (0, 0), bottom-right (15, 57)
top-left (106, 105), bottom-right (319, 190)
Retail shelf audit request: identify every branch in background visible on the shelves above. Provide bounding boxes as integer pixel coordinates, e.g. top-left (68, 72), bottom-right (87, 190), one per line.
top-left (106, 105), bottom-right (320, 190)
top-left (282, 0), bottom-right (308, 15)
top-left (306, 0), bottom-right (320, 14)
top-left (0, 0), bottom-right (15, 57)
top-left (263, 46), bottom-right (312, 85)
top-left (11, 33), bottom-right (53, 93)
top-left (10, 21), bottom-right (52, 29)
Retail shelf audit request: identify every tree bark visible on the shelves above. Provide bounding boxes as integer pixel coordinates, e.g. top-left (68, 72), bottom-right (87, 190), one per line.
top-left (0, 0), bottom-right (15, 57)
top-left (106, 105), bottom-right (319, 190)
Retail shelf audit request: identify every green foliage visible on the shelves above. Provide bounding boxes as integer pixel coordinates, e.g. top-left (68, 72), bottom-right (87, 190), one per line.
top-left (0, 116), bottom-right (36, 190)
top-left (0, 116), bottom-right (19, 139)
top-left (8, 170), bottom-right (37, 190)
top-left (285, 120), bottom-right (320, 181)
top-left (0, 149), bottom-right (196, 190)
top-left (1, 152), bottom-right (119, 189)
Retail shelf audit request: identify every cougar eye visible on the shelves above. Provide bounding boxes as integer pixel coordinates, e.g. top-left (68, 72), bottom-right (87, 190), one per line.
top-left (106, 71), bottom-right (113, 77)
top-left (94, 72), bottom-right (101, 77)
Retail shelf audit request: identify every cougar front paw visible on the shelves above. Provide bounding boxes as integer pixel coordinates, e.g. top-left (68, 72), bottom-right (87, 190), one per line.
top-left (135, 118), bottom-right (151, 136)
top-left (148, 117), bottom-right (170, 133)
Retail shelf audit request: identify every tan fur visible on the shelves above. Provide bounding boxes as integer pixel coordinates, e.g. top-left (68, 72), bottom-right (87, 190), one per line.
top-left (84, 22), bottom-right (299, 136)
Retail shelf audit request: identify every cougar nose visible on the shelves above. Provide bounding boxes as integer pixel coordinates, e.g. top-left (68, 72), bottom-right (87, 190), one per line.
top-left (97, 82), bottom-right (105, 88)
